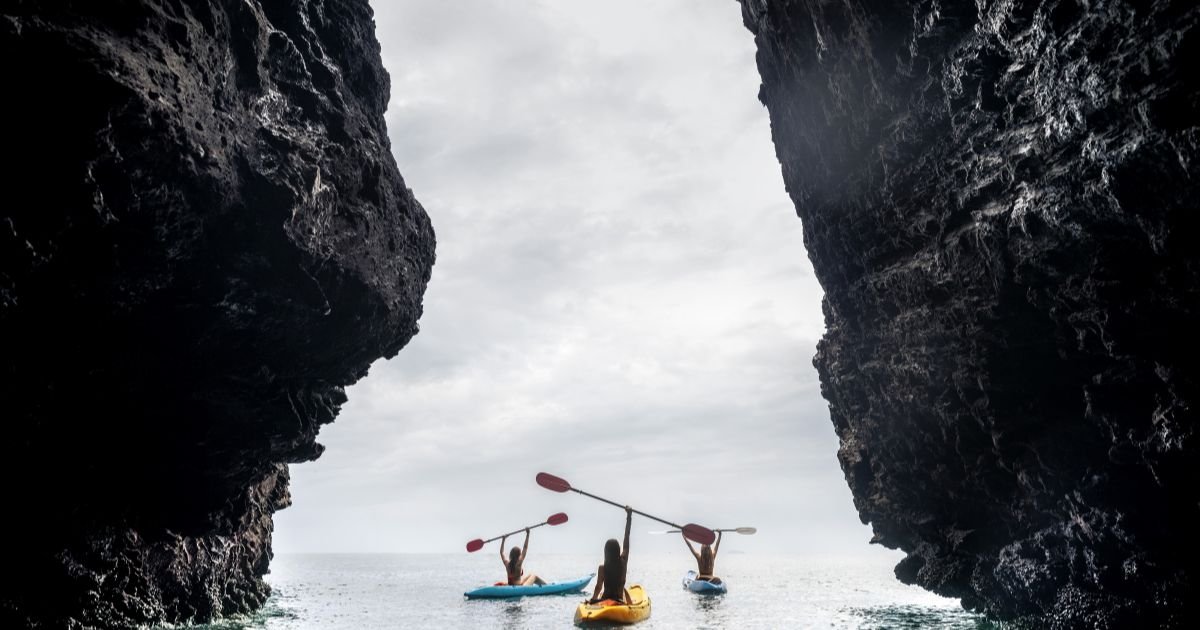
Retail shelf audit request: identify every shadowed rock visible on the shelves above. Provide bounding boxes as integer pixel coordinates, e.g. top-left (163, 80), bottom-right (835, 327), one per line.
top-left (0, 1), bottom-right (434, 626)
top-left (741, 0), bottom-right (1197, 627)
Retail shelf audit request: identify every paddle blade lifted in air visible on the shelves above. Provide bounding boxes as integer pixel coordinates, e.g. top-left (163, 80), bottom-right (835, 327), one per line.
top-left (535, 471), bottom-right (716, 545)
top-left (535, 472), bottom-right (571, 493)
top-left (652, 527), bottom-right (757, 535)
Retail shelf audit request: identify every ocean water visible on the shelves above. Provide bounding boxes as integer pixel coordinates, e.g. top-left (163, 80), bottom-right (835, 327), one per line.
top-left (183, 553), bottom-right (995, 629)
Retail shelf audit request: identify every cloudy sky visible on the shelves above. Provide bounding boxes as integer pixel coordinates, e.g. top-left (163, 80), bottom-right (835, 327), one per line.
top-left (274, 0), bottom-right (895, 561)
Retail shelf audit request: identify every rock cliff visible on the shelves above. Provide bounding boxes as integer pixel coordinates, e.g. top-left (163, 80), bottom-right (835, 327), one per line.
top-left (741, 0), bottom-right (1197, 627)
top-left (0, 1), bottom-right (434, 627)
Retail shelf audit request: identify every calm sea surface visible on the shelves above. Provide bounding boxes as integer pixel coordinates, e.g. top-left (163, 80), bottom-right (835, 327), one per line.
top-left (180, 553), bottom-right (995, 629)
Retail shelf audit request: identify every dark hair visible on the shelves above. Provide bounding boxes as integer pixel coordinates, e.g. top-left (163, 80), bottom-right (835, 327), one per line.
top-left (700, 544), bottom-right (713, 563)
top-left (602, 538), bottom-right (626, 597)
top-left (508, 546), bottom-right (521, 570)
top-left (604, 538), bottom-right (621, 569)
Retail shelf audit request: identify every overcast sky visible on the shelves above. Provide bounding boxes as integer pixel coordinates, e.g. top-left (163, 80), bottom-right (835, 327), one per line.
top-left (274, 0), bottom-right (896, 561)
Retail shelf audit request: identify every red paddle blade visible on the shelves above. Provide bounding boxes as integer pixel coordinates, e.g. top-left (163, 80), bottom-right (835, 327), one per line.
top-left (466, 539), bottom-right (484, 553)
top-left (536, 472), bottom-right (571, 493)
top-left (682, 524), bottom-right (716, 546)
top-left (547, 512), bottom-right (569, 526)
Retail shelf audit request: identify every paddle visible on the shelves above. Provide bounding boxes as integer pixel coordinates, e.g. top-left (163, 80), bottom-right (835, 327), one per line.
top-left (465, 512), bottom-right (568, 553)
top-left (651, 527), bottom-right (757, 535)
top-left (536, 472), bottom-right (716, 545)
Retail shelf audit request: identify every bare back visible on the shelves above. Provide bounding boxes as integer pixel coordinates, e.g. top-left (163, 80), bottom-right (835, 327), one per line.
top-left (598, 560), bottom-right (627, 601)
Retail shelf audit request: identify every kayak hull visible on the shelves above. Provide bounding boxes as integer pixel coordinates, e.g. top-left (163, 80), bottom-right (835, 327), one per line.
top-left (465, 574), bottom-right (593, 599)
top-left (683, 570), bottom-right (727, 594)
top-left (574, 584), bottom-right (651, 624)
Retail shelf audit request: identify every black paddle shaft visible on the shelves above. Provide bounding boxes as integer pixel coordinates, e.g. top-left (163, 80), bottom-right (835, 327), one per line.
top-left (482, 520), bottom-right (550, 545)
top-left (569, 487), bottom-right (685, 530)
top-left (535, 472), bottom-right (715, 544)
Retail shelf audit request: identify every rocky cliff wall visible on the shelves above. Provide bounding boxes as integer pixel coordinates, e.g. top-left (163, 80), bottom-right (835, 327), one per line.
top-left (741, 0), bottom-right (1198, 627)
top-left (0, 1), bottom-right (434, 627)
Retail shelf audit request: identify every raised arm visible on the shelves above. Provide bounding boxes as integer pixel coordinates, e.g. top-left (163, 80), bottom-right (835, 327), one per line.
top-left (621, 507), bottom-right (632, 563)
top-left (713, 530), bottom-right (723, 558)
top-left (520, 528), bottom-right (531, 564)
top-left (499, 535), bottom-right (508, 565)
top-left (682, 532), bottom-right (700, 561)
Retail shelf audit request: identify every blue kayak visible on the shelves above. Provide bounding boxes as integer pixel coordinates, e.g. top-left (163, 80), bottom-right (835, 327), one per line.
top-left (683, 570), bottom-right (727, 594)
top-left (464, 574), bottom-right (593, 599)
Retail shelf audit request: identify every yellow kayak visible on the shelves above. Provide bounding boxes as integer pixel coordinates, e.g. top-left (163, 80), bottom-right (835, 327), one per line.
top-left (574, 584), bottom-right (651, 624)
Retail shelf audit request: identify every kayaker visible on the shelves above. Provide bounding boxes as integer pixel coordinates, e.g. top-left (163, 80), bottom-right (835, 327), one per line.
top-left (683, 530), bottom-right (722, 582)
top-left (500, 528), bottom-right (545, 586)
top-left (588, 506), bottom-right (633, 604)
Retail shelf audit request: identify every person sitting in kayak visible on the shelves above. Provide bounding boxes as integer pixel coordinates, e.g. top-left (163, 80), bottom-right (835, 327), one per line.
top-left (683, 530), bottom-right (723, 583)
top-left (500, 528), bottom-right (545, 586)
top-left (589, 506), bottom-right (633, 603)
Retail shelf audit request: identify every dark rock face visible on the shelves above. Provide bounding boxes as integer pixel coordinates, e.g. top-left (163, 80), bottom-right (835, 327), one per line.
top-left (741, 0), bottom-right (1197, 627)
top-left (0, 1), bottom-right (434, 627)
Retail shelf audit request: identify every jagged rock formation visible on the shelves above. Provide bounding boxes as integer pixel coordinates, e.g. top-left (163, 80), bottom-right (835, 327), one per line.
top-left (0, 1), bottom-right (434, 627)
top-left (741, 0), bottom-right (1197, 627)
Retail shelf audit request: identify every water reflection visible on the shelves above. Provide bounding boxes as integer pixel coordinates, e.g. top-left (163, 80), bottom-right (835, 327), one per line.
top-left (691, 590), bottom-right (727, 629)
top-left (847, 604), bottom-right (999, 629)
top-left (499, 600), bottom-right (525, 629)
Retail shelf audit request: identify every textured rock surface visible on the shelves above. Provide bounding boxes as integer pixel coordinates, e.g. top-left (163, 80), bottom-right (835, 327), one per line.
top-left (0, 1), bottom-right (434, 627)
top-left (742, 0), bottom-right (1197, 627)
